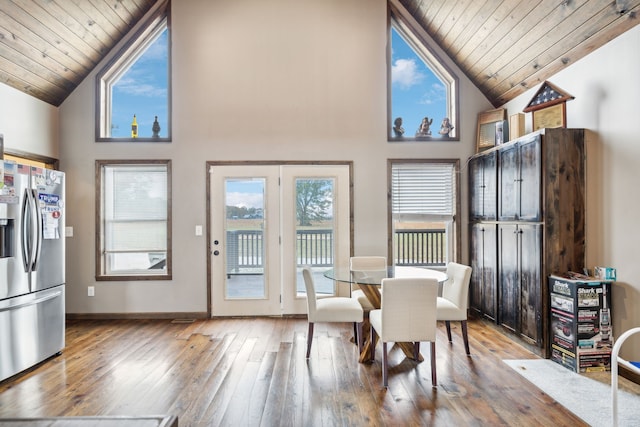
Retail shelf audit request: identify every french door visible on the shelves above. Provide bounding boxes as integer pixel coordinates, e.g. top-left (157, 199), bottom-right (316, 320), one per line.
top-left (209, 163), bottom-right (351, 316)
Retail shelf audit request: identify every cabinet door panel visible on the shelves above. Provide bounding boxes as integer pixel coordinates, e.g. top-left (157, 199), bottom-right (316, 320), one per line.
top-left (483, 151), bottom-right (497, 220)
top-left (519, 137), bottom-right (542, 221)
top-left (469, 224), bottom-right (483, 315)
top-left (519, 224), bottom-right (542, 344)
top-left (498, 145), bottom-right (519, 221)
top-left (482, 224), bottom-right (497, 319)
top-left (469, 157), bottom-right (483, 220)
top-left (469, 224), bottom-right (497, 320)
top-left (498, 224), bottom-right (518, 332)
top-left (469, 151), bottom-right (497, 221)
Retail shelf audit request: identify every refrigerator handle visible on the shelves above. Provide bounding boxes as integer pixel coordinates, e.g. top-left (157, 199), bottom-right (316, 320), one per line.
top-left (20, 188), bottom-right (31, 273)
top-left (31, 189), bottom-right (43, 271)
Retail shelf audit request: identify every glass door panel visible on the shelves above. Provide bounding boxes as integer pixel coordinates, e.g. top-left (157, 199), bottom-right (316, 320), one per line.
top-left (295, 178), bottom-right (336, 296)
top-left (224, 178), bottom-right (266, 299)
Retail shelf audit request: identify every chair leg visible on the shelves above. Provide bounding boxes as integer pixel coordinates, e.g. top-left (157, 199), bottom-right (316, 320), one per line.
top-left (445, 320), bottom-right (452, 342)
top-left (356, 322), bottom-right (363, 355)
top-left (306, 322), bottom-right (314, 358)
top-left (461, 320), bottom-right (470, 356)
top-left (382, 342), bottom-right (389, 387)
top-left (430, 341), bottom-right (437, 387)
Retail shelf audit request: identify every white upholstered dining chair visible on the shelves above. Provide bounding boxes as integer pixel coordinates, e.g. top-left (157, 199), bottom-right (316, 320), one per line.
top-left (369, 277), bottom-right (439, 387)
top-left (436, 262), bottom-right (473, 355)
top-left (350, 256), bottom-right (387, 311)
top-left (302, 267), bottom-right (364, 358)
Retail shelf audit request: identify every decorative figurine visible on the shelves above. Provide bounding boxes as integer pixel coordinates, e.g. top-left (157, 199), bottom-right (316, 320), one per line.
top-left (131, 114), bottom-right (138, 138)
top-left (415, 117), bottom-right (433, 137)
top-left (393, 117), bottom-right (405, 137)
top-left (152, 116), bottom-right (161, 138)
top-left (439, 117), bottom-right (454, 137)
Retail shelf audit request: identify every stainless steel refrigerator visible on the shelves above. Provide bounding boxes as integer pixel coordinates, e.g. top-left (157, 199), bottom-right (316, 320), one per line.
top-left (0, 161), bottom-right (65, 382)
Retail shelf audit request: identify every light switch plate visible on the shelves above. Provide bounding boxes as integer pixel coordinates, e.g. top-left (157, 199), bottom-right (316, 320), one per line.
top-left (195, 225), bottom-right (203, 236)
top-left (65, 226), bottom-right (73, 237)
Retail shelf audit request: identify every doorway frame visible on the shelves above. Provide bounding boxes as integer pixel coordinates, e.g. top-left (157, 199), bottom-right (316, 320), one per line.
top-left (205, 160), bottom-right (354, 317)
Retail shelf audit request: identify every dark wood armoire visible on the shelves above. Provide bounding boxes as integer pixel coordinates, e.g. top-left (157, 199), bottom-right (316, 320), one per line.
top-left (468, 128), bottom-right (587, 356)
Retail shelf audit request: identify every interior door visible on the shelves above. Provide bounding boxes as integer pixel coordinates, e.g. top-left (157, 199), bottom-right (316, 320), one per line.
top-left (209, 163), bottom-right (351, 317)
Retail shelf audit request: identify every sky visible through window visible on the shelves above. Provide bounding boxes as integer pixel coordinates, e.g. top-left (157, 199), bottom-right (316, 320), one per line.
top-left (111, 29), bottom-right (168, 138)
top-left (391, 28), bottom-right (447, 138)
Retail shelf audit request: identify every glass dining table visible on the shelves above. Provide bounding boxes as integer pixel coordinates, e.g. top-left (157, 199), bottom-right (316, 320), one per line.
top-left (324, 266), bottom-right (447, 363)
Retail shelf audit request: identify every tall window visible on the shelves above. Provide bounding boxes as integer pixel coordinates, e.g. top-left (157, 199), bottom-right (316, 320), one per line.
top-left (96, 1), bottom-right (171, 142)
top-left (388, 160), bottom-right (459, 267)
top-left (388, 7), bottom-right (458, 141)
top-left (96, 160), bottom-right (171, 280)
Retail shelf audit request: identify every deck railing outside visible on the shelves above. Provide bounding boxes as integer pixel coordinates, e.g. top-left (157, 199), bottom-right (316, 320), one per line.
top-left (393, 229), bottom-right (447, 267)
top-left (226, 228), bottom-right (446, 274)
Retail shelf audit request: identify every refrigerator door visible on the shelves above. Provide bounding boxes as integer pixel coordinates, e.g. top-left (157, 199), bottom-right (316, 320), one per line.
top-left (31, 168), bottom-right (65, 292)
top-left (0, 284), bottom-right (65, 382)
top-left (0, 166), bottom-right (30, 300)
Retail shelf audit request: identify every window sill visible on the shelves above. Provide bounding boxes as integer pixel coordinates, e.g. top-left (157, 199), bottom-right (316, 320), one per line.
top-left (96, 274), bottom-right (172, 282)
top-left (388, 136), bottom-right (460, 143)
top-left (96, 137), bottom-right (172, 143)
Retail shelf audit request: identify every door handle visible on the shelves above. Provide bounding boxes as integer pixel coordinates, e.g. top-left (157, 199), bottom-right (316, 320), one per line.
top-left (213, 250), bottom-right (220, 256)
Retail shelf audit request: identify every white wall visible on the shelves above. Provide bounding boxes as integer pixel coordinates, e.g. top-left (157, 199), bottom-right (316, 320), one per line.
top-left (0, 83), bottom-right (58, 157)
top-left (57, 0), bottom-right (490, 316)
top-left (502, 25), bottom-right (640, 359)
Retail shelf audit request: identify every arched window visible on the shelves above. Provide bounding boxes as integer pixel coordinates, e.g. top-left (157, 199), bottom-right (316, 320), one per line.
top-left (388, 6), bottom-right (458, 141)
top-left (96, 1), bottom-right (171, 142)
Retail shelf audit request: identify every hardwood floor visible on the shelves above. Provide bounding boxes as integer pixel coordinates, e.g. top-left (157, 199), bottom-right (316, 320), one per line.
top-left (0, 317), bottom-right (616, 426)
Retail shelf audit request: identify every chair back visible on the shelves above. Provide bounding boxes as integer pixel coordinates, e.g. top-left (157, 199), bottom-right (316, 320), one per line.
top-left (302, 267), bottom-right (317, 321)
top-left (442, 262), bottom-right (472, 311)
top-left (379, 277), bottom-right (438, 342)
top-left (350, 256), bottom-right (387, 291)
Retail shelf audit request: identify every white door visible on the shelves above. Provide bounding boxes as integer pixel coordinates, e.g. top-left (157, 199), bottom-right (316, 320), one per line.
top-left (209, 164), bottom-right (350, 316)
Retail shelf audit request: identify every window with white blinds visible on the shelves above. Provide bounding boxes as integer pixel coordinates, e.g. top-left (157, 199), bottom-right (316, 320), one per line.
top-left (97, 160), bottom-right (171, 280)
top-left (391, 162), bottom-right (455, 216)
top-left (389, 160), bottom-right (457, 267)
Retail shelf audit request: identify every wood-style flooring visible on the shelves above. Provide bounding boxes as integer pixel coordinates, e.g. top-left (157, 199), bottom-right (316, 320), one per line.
top-left (0, 317), bottom-right (629, 426)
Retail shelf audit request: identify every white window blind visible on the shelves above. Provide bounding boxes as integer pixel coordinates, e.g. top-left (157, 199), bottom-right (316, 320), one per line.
top-left (99, 161), bottom-right (170, 278)
top-left (391, 163), bottom-right (454, 215)
top-left (106, 166), bottom-right (167, 252)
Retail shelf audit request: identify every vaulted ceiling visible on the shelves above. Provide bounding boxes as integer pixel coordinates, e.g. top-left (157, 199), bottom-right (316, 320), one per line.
top-left (397, 0), bottom-right (640, 107)
top-left (0, 0), bottom-right (156, 106)
top-left (1, 0), bottom-right (639, 107)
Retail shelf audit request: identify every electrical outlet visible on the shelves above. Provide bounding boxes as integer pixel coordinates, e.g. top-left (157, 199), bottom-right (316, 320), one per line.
top-left (88, 286), bottom-right (95, 297)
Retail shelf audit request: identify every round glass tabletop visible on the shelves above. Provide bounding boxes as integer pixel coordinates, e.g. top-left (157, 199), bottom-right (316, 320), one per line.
top-left (323, 266), bottom-right (447, 285)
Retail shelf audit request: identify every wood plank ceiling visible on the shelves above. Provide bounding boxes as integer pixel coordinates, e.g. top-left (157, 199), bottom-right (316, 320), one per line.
top-left (0, 0), bottom-right (156, 106)
top-left (0, 0), bottom-right (639, 107)
top-left (398, 0), bottom-right (640, 106)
